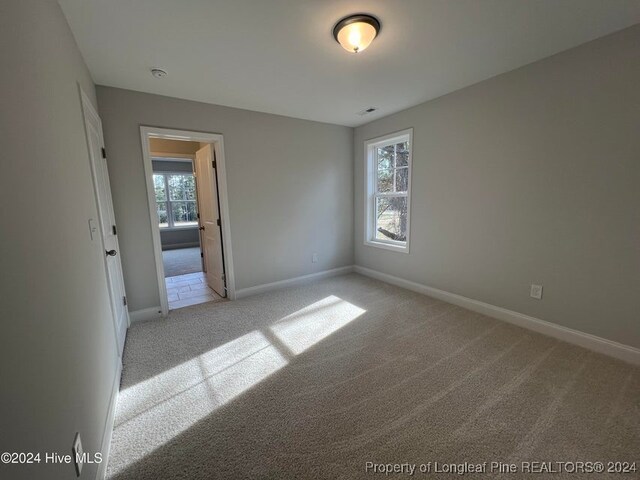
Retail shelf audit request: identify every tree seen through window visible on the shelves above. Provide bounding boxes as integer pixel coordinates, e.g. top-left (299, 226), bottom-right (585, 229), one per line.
top-left (153, 173), bottom-right (198, 228)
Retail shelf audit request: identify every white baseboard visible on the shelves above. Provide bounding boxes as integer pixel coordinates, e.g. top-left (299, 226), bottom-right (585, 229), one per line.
top-left (354, 266), bottom-right (640, 366)
top-left (129, 306), bottom-right (162, 323)
top-left (236, 266), bottom-right (354, 299)
top-left (96, 358), bottom-right (122, 480)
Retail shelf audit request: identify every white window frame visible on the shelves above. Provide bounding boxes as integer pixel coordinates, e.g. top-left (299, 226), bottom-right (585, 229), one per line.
top-left (364, 128), bottom-right (413, 253)
top-left (152, 171), bottom-right (198, 230)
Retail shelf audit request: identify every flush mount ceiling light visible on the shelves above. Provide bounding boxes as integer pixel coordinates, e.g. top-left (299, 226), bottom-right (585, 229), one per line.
top-left (333, 14), bottom-right (380, 53)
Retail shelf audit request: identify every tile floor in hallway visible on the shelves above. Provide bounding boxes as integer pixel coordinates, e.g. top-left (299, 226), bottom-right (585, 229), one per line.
top-left (165, 271), bottom-right (224, 310)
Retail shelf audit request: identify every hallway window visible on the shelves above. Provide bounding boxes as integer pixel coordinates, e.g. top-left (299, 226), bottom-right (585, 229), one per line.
top-left (153, 173), bottom-right (198, 228)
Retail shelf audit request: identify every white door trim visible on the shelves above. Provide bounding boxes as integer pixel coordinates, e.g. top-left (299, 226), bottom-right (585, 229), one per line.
top-left (140, 126), bottom-right (236, 316)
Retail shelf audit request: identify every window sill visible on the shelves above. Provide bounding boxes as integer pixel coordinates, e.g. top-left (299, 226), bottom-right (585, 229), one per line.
top-left (364, 239), bottom-right (410, 253)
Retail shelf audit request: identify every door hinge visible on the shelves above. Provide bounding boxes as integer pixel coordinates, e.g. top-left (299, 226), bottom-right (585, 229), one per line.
top-left (221, 273), bottom-right (226, 282)
top-left (196, 213), bottom-right (200, 219)
top-left (216, 218), bottom-right (221, 226)
top-left (101, 147), bottom-right (107, 159)
top-left (122, 296), bottom-right (127, 306)
top-left (200, 252), bottom-right (204, 258)
top-left (212, 159), bottom-right (217, 169)
top-left (112, 225), bottom-right (117, 235)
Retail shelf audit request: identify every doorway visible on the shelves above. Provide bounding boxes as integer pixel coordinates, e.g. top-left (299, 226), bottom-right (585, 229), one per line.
top-left (141, 127), bottom-right (235, 315)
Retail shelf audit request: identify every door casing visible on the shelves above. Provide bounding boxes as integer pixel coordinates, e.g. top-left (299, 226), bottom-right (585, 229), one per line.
top-left (140, 126), bottom-right (236, 316)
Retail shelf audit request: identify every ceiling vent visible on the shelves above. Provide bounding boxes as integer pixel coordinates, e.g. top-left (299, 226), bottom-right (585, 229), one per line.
top-left (357, 107), bottom-right (377, 116)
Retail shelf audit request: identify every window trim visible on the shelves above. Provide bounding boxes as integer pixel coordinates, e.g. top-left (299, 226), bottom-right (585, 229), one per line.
top-left (152, 171), bottom-right (199, 230)
top-left (364, 128), bottom-right (413, 253)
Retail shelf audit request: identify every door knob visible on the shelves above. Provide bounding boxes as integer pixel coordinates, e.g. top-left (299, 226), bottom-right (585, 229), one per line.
top-left (106, 249), bottom-right (117, 256)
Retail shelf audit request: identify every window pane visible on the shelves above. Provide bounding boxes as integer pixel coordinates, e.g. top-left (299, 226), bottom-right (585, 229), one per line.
top-left (377, 145), bottom-right (393, 170)
top-left (171, 201), bottom-right (198, 226)
top-left (153, 174), bottom-right (166, 202)
top-left (395, 167), bottom-right (409, 192)
top-left (157, 202), bottom-right (168, 228)
top-left (377, 168), bottom-right (393, 193)
top-left (168, 174), bottom-right (196, 201)
top-left (396, 142), bottom-right (409, 167)
top-left (375, 196), bottom-right (407, 242)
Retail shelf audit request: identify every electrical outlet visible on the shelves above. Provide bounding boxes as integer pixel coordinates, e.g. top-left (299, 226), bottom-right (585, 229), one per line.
top-left (312, 253), bottom-right (318, 263)
top-left (72, 432), bottom-right (83, 476)
top-left (530, 284), bottom-right (543, 300)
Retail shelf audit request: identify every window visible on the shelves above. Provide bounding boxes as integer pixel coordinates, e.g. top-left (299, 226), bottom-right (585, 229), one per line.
top-left (153, 173), bottom-right (198, 228)
top-left (364, 129), bottom-right (412, 252)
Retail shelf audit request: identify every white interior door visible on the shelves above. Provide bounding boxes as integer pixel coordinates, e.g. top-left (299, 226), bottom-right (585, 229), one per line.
top-left (194, 144), bottom-right (226, 297)
top-left (81, 92), bottom-right (129, 357)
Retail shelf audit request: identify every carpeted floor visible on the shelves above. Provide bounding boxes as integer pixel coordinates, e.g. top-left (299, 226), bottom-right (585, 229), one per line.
top-left (108, 274), bottom-right (639, 479)
top-left (163, 247), bottom-right (202, 277)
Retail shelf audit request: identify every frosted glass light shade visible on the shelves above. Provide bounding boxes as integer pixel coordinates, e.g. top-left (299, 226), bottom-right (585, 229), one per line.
top-left (333, 15), bottom-right (380, 54)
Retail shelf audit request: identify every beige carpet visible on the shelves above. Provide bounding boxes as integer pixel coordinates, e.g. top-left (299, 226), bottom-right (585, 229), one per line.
top-left (162, 247), bottom-right (202, 278)
top-left (108, 273), bottom-right (639, 479)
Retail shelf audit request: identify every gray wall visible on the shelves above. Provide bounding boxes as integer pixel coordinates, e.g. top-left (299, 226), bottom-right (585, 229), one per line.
top-left (97, 87), bottom-right (354, 311)
top-left (152, 159), bottom-right (200, 249)
top-left (0, 1), bottom-right (118, 479)
top-left (354, 25), bottom-right (640, 348)
top-left (152, 159), bottom-right (193, 173)
top-left (159, 228), bottom-right (200, 250)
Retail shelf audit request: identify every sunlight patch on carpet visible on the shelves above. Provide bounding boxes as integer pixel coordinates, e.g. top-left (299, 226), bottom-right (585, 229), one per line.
top-left (110, 331), bottom-right (287, 476)
top-left (270, 295), bottom-right (366, 354)
top-left (109, 296), bottom-right (365, 477)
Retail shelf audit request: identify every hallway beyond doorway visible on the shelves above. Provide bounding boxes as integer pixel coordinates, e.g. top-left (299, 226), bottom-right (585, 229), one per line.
top-left (163, 247), bottom-right (202, 277)
top-left (165, 271), bottom-right (223, 310)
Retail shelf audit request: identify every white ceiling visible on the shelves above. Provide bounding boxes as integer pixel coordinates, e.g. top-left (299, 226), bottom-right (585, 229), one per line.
top-left (59, 0), bottom-right (640, 127)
